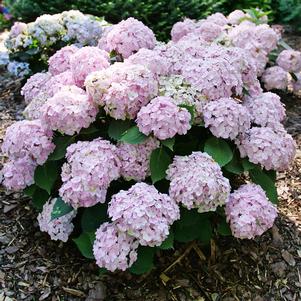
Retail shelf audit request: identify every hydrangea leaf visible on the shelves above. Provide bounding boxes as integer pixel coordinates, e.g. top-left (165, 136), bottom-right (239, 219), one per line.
top-left (204, 137), bottom-right (233, 167)
top-left (31, 187), bottom-right (49, 211)
top-left (159, 231), bottom-right (174, 250)
top-left (81, 203), bottom-right (109, 232)
top-left (249, 167), bottom-right (278, 204)
top-left (73, 232), bottom-right (95, 259)
top-left (24, 184), bottom-right (37, 197)
top-left (198, 216), bottom-right (212, 243)
top-left (48, 135), bottom-right (75, 161)
top-left (150, 147), bottom-right (172, 183)
top-left (108, 119), bottom-right (132, 141)
top-left (120, 125), bottom-right (147, 144)
top-left (129, 246), bottom-right (155, 275)
top-left (217, 219), bottom-right (232, 236)
top-left (224, 151), bottom-right (244, 174)
top-left (34, 161), bottom-right (60, 194)
top-left (51, 197), bottom-right (74, 220)
top-left (242, 158), bottom-right (256, 171)
top-left (161, 137), bottom-right (175, 151)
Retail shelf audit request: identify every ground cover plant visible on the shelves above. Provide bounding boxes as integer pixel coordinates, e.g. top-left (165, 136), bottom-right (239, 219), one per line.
top-left (0, 9), bottom-right (299, 275)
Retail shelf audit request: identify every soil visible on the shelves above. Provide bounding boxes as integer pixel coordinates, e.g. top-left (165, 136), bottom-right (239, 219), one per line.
top-left (0, 32), bottom-right (300, 301)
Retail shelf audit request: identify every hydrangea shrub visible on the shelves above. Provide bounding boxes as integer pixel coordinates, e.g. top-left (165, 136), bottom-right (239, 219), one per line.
top-left (1, 10), bottom-right (298, 274)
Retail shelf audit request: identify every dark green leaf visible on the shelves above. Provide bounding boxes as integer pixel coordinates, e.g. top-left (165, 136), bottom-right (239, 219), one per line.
top-left (108, 119), bottom-right (132, 141)
top-left (31, 187), bottom-right (49, 211)
top-left (129, 247), bottom-right (155, 275)
top-left (204, 137), bottom-right (233, 167)
top-left (48, 136), bottom-right (74, 161)
top-left (51, 197), bottom-right (74, 220)
top-left (224, 151), bottom-right (244, 175)
top-left (150, 147), bottom-right (172, 183)
top-left (198, 217), bottom-right (212, 243)
top-left (120, 125), bottom-right (147, 144)
top-left (161, 137), bottom-right (175, 151)
top-left (242, 158), bottom-right (256, 171)
top-left (73, 232), bottom-right (95, 259)
top-left (217, 219), bottom-right (232, 236)
top-left (159, 231), bottom-right (174, 250)
top-left (34, 161), bottom-right (60, 194)
top-left (79, 125), bottom-right (100, 135)
top-left (291, 72), bottom-right (298, 81)
top-left (249, 167), bottom-right (278, 204)
top-left (81, 203), bottom-right (108, 232)
top-left (24, 184), bottom-right (37, 197)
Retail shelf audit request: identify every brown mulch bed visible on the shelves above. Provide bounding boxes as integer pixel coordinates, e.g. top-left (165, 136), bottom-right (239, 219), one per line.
top-left (0, 36), bottom-right (301, 301)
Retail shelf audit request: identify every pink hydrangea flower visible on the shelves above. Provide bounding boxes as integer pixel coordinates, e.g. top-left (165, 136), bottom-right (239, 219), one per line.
top-left (255, 24), bottom-right (279, 53)
top-left (70, 46), bottom-right (110, 87)
top-left (23, 93), bottom-right (48, 120)
top-left (136, 96), bottom-right (191, 140)
top-left (59, 138), bottom-right (121, 208)
top-left (276, 50), bottom-right (301, 73)
top-left (193, 21), bottom-right (222, 42)
top-left (21, 72), bottom-right (52, 104)
top-left (236, 125), bottom-right (296, 171)
top-left (85, 62), bottom-right (158, 120)
top-left (97, 25), bottom-right (113, 52)
top-left (117, 137), bottom-right (159, 181)
top-left (48, 45), bottom-right (79, 75)
top-left (45, 71), bottom-right (77, 98)
top-left (262, 66), bottom-right (288, 91)
top-left (38, 198), bottom-right (77, 242)
top-left (41, 86), bottom-right (97, 135)
top-left (182, 57), bottom-right (243, 100)
top-left (2, 119), bottom-right (54, 165)
top-left (225, 184), bottom-right (278, 239)
top-left (108, 183), bottom-right (180, 247)
top-left (227, 10), bottom-right (246, 25)
top-left (203, 97), bottom-right (251, 140)
top-left (125, 48), bottom-right (169, 77)
top-left (206, 12), bottom-right (228, 26)
top-left (171, 19), bottom-right (195, 42)
top-left (291, 73), bottom-right (301, 92)
top-left (1, 156), bottom-right (36, 191)
top-left (93, 222), bottom-right (139, 272)
top-left (167, 152), bottom-right (230, 212)
top-left (106, 17), bottom-right (156, 58)
top-left (244, 92), bottom-right (286, 127)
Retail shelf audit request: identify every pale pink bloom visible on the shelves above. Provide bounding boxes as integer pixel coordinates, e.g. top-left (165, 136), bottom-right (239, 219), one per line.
top-left (276, 50), bottom-right (301, 73)
top-left (262, 66), bottom-right (288, 91)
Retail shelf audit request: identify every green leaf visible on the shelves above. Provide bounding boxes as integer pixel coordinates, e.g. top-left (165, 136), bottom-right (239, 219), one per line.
top-left (108, 119), bottom-right (132, 141)
top-left (161, 137), bottom-right (175, 151)
top-left (204, 137), bottom-right (233, 167)
top-left (24, 184), bottom-right (37, 197)
top-left (198, 217), bottom-right (212, 243)
top-left (81, 203), bottom-right (108, 232)
top-left (242, 158), bottom-right (256, 171)
top-left (249, 167), bottom-right (278, 204)
top-left (120, 125), bottom-right (147, 144)
top-left (79, 125), bottom-right (99, 135)
top-left (129, 247), bottom-right (155, 275)
top-left (73, 232), bottom-right (95, 259)
top-left (178, 104), bottom-right (195, 124)
top-left (34, 161), bottom-right (60, 194)
top-left (217, 219), bottom-right (232, 236)
top-left (51, 197), bottom-right (74, 220)
top-left (31, 187), bottom-right (49, 211)
top-left (150, 147), bottom-right (172, 183)
top-left (224, 151), bottom-right (244, 175)
top-left (159, 231), bottom-right (174, 250)
top-left (48, 136), bottom-right (74, 161)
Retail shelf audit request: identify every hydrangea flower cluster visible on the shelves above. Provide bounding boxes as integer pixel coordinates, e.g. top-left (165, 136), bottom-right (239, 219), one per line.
top-left (108, 183), bottom-right (180, 246)
top-left (117, 137), bottom-right (159, 181)
top-left (276, 50), bottom-right (301, 73)
top-left (262, 66), bottom-right (288, 91)
top-left (225, 184), bottom-right (278, 239)
top-left (236, 125), bottom-right (296, 171)
top-left (203, 97), bottom-right (251, 140)
top-left (103, 17), bottom-right (156, 58)
top-left (93, 222), bottom-right (139, 272)
top-left (41, 86), bottom-right (97, 135)
top-left (136, 96), bottom-right (192, 140)
top-left (38, 198), bottom-right (77, 242)
top-left (59, 139), bottom-right (121, 208)
top-left (167, 152), bottom-right (231, 212)
top-left (1, 120), bottom-right (55, 190)
top-left (85, 62), bottom-right (158, 120)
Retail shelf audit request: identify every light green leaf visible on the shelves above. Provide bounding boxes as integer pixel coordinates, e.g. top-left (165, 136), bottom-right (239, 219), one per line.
top-left (48, 136), bottom-right (74, 161)
top-left (159, 231), bottom-right (174, 250)
top-left (161, 137), bottom-right (175, 151)
top-left (120, 125), bottom-right (147, 144)
top-left (108, 119), bottom-right (132, 141)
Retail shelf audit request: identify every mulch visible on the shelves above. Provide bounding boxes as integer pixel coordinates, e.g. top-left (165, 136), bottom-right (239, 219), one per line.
top-left (0, 33), bottom-right (300, 301)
